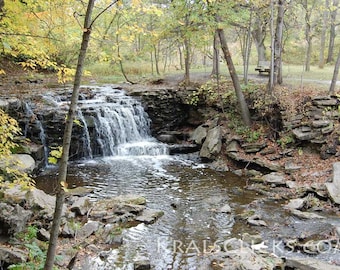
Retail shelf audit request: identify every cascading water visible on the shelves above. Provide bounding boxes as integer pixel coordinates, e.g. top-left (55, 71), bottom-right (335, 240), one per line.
top-left (75, 86), bottom-right (168, 158)
top-left (23, 101), bottom-right (49, 167)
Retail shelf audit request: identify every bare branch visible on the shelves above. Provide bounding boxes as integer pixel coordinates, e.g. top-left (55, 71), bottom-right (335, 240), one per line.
top-left (90, 0), bottom-right (120, 28)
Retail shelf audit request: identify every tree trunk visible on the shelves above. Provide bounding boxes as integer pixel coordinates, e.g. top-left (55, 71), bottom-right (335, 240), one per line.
top-left (217, 28), bottom-right (251, 127)
top-left (243, 9), bottom-right (253, 85)
top-left (329, 49), bottom-right (340, 95)
top-left (178, 45), bottom-right (183, 70)
top-left (305, 37), bottom-right (312, 71)
top-left (211, 30), bottom-right (220, 76)
top-left (327, 0), bottom-right (339, 63)
top-left (184, 37), bottom-right (190, 85)
top-left (43, 0), bottom-right (95, 269)
top-left (274, 0), bottom-right (284, 84)
top-left (319, 0), bottom-right (329, 68)
top-left (251, 16), bottom-right (267, 63)
top-left (153, 44), bottom-right (160, 76)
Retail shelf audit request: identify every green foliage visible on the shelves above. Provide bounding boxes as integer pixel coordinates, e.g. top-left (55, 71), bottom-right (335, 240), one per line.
top-left (0, 109), bottom-right (21, 157)
top-left (0, 110), bottom-right (34, 188)
top-left (236, 126), bottom-right (263, 143)
top-left (188, 77), bottom-right (235, 106)
top-left (277, 134), bottom-right (295, 149)
top-left (10, 226), bottom-right (49, 270)
top-left (48, 146), bottom-right (63, 165)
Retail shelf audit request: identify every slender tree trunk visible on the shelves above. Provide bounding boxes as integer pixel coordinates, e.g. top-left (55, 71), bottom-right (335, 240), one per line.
top-left (184, 37), bottom-right (190, 85)
top-left (329, 50), bottom-right (340, 95)
top-left (43, 1), bottom-right (95, 269)
top-left (211, 30), bottom-right (220, 76)
top-left (153, 44), bottom-right (160, 75)
top-left (217, 28), bottom-right (251, 126)
top-left (327, 0), bottom-right (339, 63)
top-left (319, 0), bottom-right (329, 68)
top-left (305, 37), bottom-right (312, 71)
top-left (150, 51), bottom-right (154, 75)
top-left (116, 32), bottom-right (134, 84)
top-left (274, 0), bottom-right (284, 84)
top-left (178, 45), bottom-right (183, 70)
top-left (243, 9), bottom-right (253, 85)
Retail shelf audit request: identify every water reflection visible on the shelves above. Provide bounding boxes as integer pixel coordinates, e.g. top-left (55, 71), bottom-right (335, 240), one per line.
top-left (36, 155), bottom-right (255, 269)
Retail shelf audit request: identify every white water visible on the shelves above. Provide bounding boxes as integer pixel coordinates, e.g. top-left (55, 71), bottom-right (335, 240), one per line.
top-left (77, 87), bottom-right (168, 157)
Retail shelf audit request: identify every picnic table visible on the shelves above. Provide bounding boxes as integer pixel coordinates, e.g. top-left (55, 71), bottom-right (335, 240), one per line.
top-left (255, 61), bottom-right (270, 74)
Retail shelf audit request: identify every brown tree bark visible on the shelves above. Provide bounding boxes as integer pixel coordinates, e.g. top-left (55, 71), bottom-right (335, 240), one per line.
top-left (273, 0), bottom-right (284, 84)
top-left (217, 28), bottom-right (251, 126)
top-left (211, 30), bottom-right (220, 76)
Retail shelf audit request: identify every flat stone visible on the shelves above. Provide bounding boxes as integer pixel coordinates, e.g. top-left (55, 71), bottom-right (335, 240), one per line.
top-left (292, 128), bottom-right (319, 141)
top-left (136, 209), bottom-right (164, 224)
top-left (312, 120), bottom-right (330, 128)
top-left (285, 198), bottom-right (305, 210)
top-left (262, 172), bottom-right (286, 186)
top-left (284, 162), bottom-right (302, 173)
top-left (77, 220), bottom-right (100, 239)
top-left (285, 257), bottom-right (340, 270)
top-left (67, 187), bottom-right (94, 196)
top-left (290, 209), bottom-right (325, 220)
top-left (321, 124), bottom-right (334, 134)
top-left (312, 97), bottom-right (338, 106)
top-left (242, 142), bottom-right (267, 153)
top-left (325, 162), bottom-right (340, 204)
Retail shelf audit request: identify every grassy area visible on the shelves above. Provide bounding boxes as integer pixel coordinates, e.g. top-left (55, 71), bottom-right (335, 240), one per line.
top-left (84, 61), bottom-right (337, 90)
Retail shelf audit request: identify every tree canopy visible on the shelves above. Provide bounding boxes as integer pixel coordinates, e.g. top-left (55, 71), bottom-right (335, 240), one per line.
top-left (0, 0), bottom-right (339, 80)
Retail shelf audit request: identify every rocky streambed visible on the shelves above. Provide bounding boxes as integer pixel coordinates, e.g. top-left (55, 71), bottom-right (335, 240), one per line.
top-left (1, 83), bottom-right (340, 269)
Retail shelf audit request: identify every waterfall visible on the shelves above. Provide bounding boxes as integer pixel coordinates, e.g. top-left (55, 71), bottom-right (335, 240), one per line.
top-left (23, 102), bottom-right (49, 166)
top-left (75, 86), bottom-right (168, 158)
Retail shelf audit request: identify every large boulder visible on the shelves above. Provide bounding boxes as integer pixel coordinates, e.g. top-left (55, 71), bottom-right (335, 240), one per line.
top-left (2, 186), bottom-right (66, 219)
top-left (0, 203), bottom-right (32, 235)
top-left (0, 154), bottom-right (35, 173)
top-left (199, 126), bottom-right (222, 159)
top-left (190, 125), bottom-right (208, 145)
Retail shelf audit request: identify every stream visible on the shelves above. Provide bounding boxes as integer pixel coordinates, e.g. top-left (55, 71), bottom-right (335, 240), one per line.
top-left (31, 86), bottom-right (340, 269)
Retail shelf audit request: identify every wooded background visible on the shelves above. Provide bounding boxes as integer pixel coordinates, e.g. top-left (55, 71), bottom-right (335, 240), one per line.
top-left (0, 0), bottom-right (339, 81)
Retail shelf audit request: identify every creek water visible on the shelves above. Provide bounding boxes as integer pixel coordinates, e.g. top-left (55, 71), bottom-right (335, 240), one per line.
top-left (37, 154), bottom-right (260, 269)
top-left (33, 86), bottom-right (340, 269)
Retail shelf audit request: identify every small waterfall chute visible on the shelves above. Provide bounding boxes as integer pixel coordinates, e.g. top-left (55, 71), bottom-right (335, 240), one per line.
top-left (74, 86), bottom-right (168, 158)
